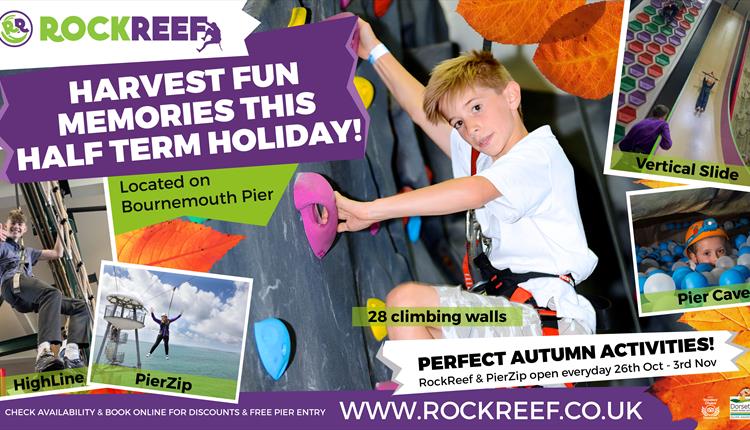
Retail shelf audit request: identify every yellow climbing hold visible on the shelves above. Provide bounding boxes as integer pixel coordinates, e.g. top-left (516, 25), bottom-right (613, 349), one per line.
top-left (367, 298), bottom-right (387, 341)
top-left (354, 76), bottom-right (374, 109)
top-left (287, 7), bottom-right (308, 27)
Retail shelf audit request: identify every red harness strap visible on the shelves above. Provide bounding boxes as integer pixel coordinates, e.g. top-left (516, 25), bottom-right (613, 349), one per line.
top-left (463, 148), bottom-right (561, 336)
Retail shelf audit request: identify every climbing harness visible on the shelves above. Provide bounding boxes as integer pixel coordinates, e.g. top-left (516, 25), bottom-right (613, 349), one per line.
top-left (461, 148), bottom-right (573, 336)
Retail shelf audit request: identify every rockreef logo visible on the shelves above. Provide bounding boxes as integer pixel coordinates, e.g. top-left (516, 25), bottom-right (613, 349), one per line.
top-left (2, 13), bottom-right (223, 52)
top-left (0, 10), bottom-right (32, 47)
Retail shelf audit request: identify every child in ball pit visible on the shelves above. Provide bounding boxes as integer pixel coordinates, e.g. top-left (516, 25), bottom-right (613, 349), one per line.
top-left (683, 218), bottom-right (729, 266)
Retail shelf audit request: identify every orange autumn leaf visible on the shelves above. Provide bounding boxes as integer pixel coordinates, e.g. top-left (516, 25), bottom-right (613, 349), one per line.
top-left (651, 308), bottom-right (750, 427)
top-left (116, 219), bottom-right (244, 272)
top-left (679, 308), bottom-right (750, 342)
top-left (533, 1), bottom-right (623, 99)
top-left (456, 0), bottom-right (584, 44)
top-left (634, 179), bottom-right (684, 189)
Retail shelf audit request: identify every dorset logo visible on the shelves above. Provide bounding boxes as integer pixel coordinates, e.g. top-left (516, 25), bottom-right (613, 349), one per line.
top-left (0, 10), bottom-right (32, 47)
top-left (730, 387), bottom-right (750, 420)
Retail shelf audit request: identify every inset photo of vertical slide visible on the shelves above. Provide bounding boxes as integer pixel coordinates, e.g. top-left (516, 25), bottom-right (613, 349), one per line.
top-left (627, 186), bottom-right (750, 316)
top-left (606, 0), bottom-right (750, 190)
top-left (88, 262), bottom-right (252, 402)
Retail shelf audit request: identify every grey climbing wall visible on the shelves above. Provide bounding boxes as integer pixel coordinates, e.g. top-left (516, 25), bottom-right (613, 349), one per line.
top-left (207, 0), bottom-right (453, 391)
top-left (209, 0), bottom-right (637, 391)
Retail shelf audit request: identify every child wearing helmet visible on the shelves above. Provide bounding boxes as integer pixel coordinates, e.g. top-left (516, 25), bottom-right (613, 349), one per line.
top-left (684, 218), bottom-right (729, 266)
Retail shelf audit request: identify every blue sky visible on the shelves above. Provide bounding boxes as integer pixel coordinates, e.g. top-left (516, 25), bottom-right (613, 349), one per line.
top-left (98, 264), bottom-right (251, 351)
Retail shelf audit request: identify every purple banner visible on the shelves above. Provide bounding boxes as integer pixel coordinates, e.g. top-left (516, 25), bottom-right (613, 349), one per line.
top-left (0, 388), bottom-right (693, 430)
top-left (0, 16), bottom-right (367, 183)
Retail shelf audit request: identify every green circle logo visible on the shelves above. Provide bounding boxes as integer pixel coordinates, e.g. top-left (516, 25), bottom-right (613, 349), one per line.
top-left (0, 11), bottom-right (32, 47)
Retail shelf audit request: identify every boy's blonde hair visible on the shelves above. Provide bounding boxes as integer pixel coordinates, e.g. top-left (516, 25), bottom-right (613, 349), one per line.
top-left (7, 209), bottom-right (25, 225)
top-left (423, 50), bottom-right (517, 124)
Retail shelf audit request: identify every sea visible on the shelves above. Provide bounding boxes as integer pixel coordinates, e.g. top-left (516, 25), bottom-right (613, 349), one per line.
top-left (93, 336), bottom-right (242, 380)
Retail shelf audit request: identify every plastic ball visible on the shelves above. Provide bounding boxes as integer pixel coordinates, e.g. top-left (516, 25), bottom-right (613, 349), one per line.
top-left (646, 268), bottom-right (666, 276)
top-left (738, 254), bottom-right (750, 267)
top-left (672, 267), bottom-right (692, 289)
top-left (716, 256), bottom-right (736, 269)
top-left (732, 264), bottom-right (750, 279)
top-left (681, 272), bottom-right (709, 290)
top-left (740, 217), bottom-right (749, 225)
top-left (702, 272), bottom-right (717, 286)
top-left (736, 235), bottom-right (748, 249)
top-left (719, 269), bottom-right (746, 286)
top-left (661, 255), bottom-right (674, 264)
top-left (695, 263), bottom-right (714, 273)
top-left (659, 242), bottom-right (669, 250)
top-left (724, 221), bottom-right (735, 231)
top-left (672, 261), bottom-right (689, 270)
top-left (638, 274), bottom-right (647, 294)
top-left (641, 258), bottom-right (660, 268)
top-left (644, 273), bottom-right (676, 294)
top-left (740, 246), bottom-right (750, 256)
top-left (674, 246), bottom-right (685, 255)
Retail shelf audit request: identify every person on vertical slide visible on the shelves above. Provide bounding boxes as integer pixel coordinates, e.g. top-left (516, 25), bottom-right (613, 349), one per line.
top-left (662, 0), bottom-right (679, 26)
top-left (146, 309), bottom-right (181, 360)
top-left (336, 19), bottom-right (598, 340)
top-left (618, 104), bottom-right (672, 154)
top-left (695, 72), bottom-right (718, 114)
top-left (0, 209), bottom-right (90, 372)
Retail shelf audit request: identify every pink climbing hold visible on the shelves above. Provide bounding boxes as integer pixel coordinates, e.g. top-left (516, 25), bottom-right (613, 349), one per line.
top-left (293, 172), bottom-right (338, 259)
top-left (325, 12), bottom-right (359, 56)
top-left (375, 380), bottom-right (399, 391)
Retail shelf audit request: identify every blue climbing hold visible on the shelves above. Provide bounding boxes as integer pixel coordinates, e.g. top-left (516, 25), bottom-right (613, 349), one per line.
top-left (406, 216), bottom-right (421, 243)
top-left (681, 272), bottom-right (708, 290)
top-left (254, 318), bottom-right (291, 381)
top-left (695, 263), bottom-right (713, 273)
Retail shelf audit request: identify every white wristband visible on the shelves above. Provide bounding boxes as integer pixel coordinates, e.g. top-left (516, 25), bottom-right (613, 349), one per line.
top-left (368, 43), bottom-right (389, 65)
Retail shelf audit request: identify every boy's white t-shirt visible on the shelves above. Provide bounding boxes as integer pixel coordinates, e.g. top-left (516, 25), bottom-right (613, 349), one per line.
top-left (450, 125), bottom-right (598, 332)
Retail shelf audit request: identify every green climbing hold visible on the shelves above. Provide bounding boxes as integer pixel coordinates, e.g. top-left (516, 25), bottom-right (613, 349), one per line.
top-left (621, 76), bottom-right (636, 92)
top-left (615, 124), bottom-right (625, 143)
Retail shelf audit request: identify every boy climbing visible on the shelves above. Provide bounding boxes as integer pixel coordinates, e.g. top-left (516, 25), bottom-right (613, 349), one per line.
top-left (146, 309), bottom-right (181, 360)
top-left (684, 218), bottom-right (728, 266)
top-left (0, 209), bottom-right (90, 372)
top-left (335, 19), bottom-right (598, 340)
top-left (618, 104), bottom-right (672, 154)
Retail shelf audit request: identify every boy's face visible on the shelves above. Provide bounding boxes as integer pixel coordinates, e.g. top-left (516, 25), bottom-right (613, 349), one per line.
top-left (688, 236), bottom-right (727, 265)
top-left (442, 84), bottom-right (522, 160)
top-left (4, 220), bottom-right (26, 241)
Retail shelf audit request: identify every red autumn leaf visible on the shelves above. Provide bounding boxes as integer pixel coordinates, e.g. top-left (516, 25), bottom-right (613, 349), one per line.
top-left (116, 219), bottom-right (244, 272)
top-left (375, 0), bottom-right (393, 18)
top-left (456, 0), bottom-right (584, 44)
top-left (533, 1), bottom-right (623, 99)
top-left (650, 308), bottom-right (750, 427)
